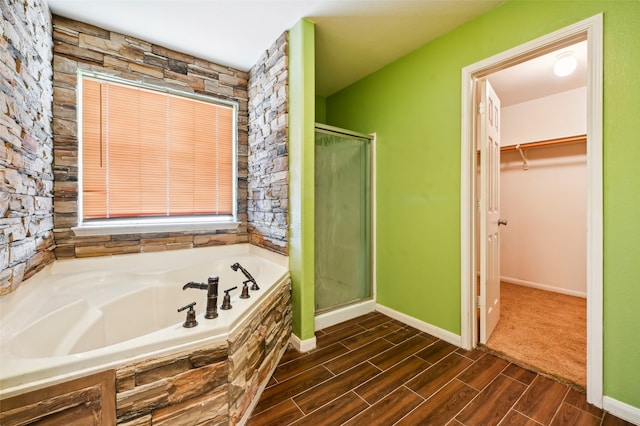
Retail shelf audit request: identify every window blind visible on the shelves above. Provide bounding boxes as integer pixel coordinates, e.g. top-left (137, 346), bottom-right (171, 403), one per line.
top-left (81, 78), bottom-right (234, 220)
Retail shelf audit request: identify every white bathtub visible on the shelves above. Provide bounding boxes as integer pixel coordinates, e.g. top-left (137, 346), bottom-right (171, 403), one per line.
top-left (0, 244), bottom-right (289, 399)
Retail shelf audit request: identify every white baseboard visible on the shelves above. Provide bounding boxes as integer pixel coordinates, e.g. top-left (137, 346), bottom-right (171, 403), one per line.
top-left (501, 276), bottom-right (587, 298)
top-left (290, 333), bottom-right (316, 352)
top-left (375, 304), bottom-right (461, 346)
top-left (315, 300), bottom-right (376, 331)
top-left (603, 396), bottom-right (640, 425)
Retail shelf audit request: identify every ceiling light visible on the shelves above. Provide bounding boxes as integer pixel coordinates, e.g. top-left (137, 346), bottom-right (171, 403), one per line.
top-left (553, 52), bottom-right (577, 77)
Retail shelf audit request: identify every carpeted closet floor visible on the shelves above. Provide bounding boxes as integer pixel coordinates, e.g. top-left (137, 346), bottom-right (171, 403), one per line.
top-left (485, 282), bottom-right (586, 389)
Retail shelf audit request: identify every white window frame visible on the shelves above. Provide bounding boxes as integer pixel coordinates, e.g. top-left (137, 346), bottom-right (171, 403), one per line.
top-left (73, 71), bottom-right (240, 236)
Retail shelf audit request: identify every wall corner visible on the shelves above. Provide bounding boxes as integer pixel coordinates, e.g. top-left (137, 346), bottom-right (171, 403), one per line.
top-left (288, 18), bottom-right (316, 340)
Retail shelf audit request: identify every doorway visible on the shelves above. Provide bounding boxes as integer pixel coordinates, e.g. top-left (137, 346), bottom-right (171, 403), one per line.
top-left (460, 15), bottom-right (603, 406)
top-left (479, 40), bottom-right (588, 388)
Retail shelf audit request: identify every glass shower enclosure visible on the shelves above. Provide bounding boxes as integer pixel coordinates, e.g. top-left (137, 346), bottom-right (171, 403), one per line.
top-left (315, 124), bottom-right (372, 314)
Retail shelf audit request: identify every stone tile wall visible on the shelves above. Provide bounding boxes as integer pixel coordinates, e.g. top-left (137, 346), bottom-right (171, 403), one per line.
top-left (0, 370), bottom-right (116, 425)
top-left (51, 16), bottom-right (250, 259)
top-left (247, 33), bottom-right (289, 255)
top-left (0, 0), bottom-right (55, 295)
top-left (228, 277), bottom-right (292, 423)
top-left (116, 343), bottom-right (230, 425)
top-left (2, 8), bottom-right (291, 295)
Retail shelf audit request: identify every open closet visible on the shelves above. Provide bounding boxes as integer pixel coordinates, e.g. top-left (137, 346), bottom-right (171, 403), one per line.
top-left (481, 40), bottom-right (588, 388)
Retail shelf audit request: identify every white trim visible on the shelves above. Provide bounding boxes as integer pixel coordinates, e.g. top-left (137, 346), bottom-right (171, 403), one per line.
top-left (376, 304), bottom-right (461, 346)
top-left (315, 300), bottom-right (376, 331)
top-left (290, 333), bottom-right (316, 353)
top-left (585, 14), bottom-right (604, 409)
top-left (71, 220), bottom-right (240, 236)
top-left (460, 14), bottom-right (603, 406)
top-left (76, 70), bottom-right (240, 229)
top-left (501, 276), bottom-right (587, 298)
top-left (603, 397), bottom-right (640, 425)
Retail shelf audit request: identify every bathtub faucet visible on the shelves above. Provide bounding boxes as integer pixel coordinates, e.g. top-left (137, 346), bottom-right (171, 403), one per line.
top-left (231, 262), bottom-right (259, 291)
top-left (182, 276), bottom-right (219, 319)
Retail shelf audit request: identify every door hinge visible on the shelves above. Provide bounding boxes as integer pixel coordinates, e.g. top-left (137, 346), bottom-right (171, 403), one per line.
top-left (476, 296), bottom-right (482, 308)
top-left (477, 102), bottom-right (485, 115)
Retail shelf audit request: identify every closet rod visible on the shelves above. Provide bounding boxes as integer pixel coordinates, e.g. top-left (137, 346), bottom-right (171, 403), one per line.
top-left (501, 134), bottom-right (586, 152)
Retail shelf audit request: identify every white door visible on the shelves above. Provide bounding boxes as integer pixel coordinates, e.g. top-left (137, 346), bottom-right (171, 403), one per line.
top-left (479, 78), bottom-right (502, 344)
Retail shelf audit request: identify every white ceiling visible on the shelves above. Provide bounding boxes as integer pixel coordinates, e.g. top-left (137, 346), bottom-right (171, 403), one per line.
top-left (45, 0), bottom-right (586, 101)
top-left (489, 40), bottom-right (587, 106)
top-left (46, 0), bottom-right (503, 96)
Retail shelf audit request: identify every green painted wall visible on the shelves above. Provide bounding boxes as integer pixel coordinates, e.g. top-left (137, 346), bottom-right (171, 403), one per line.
top-left (288, 18), bottom-right (316, 341)
top-left (325, 0), bottom-right (640, 408)
top-left (315, 95), bottom-right (327, 123)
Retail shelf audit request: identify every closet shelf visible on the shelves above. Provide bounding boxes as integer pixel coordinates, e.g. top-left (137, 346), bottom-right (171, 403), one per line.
top-left (501, 134), bottom-right (586, 152)
top-left (501, 134), bottom-right (586, 170)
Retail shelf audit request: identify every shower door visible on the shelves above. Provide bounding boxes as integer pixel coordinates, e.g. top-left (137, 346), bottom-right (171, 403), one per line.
top-left (315, 125), bottom-right (372, 313)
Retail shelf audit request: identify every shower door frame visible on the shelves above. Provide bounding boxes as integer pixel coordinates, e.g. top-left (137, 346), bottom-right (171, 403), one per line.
top-left (313, 123), bottom-right (377, 328)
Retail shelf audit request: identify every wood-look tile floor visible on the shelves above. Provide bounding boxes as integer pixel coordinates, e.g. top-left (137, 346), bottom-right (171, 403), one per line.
top-left (247, 312), bottom-right (633, 426)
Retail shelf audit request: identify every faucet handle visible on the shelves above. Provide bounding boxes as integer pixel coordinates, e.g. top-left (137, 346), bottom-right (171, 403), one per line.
top-left (221, 286), bottom-right (237, 310)
top-left (240, 281), bottom-right (250, 299)
top-left (177, 301), bottom-right (197, 312)
top-left (177, 302), bottom-right (198, 328)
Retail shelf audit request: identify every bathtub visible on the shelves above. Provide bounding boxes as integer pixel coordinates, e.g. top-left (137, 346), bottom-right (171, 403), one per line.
top-left (0, 243), bottom-right (289, 399)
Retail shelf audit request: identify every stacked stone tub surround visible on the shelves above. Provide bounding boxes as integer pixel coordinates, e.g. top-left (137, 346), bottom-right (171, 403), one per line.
top-left (3, 2), bottom-right (290, 295)
top-left (0, 244), bottom-right (292, 424)
top-left (1, 0), bottom-right (56, 295)
top-left (2, 1), bottom-right (294, 423)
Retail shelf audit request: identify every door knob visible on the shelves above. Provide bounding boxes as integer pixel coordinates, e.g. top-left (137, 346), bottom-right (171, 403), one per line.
top-left (498, 219), bottom-right (508, 226)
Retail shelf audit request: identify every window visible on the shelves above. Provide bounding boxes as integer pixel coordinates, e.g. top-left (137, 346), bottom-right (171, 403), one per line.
top-left (79, 74), bottom-right (236, 231)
